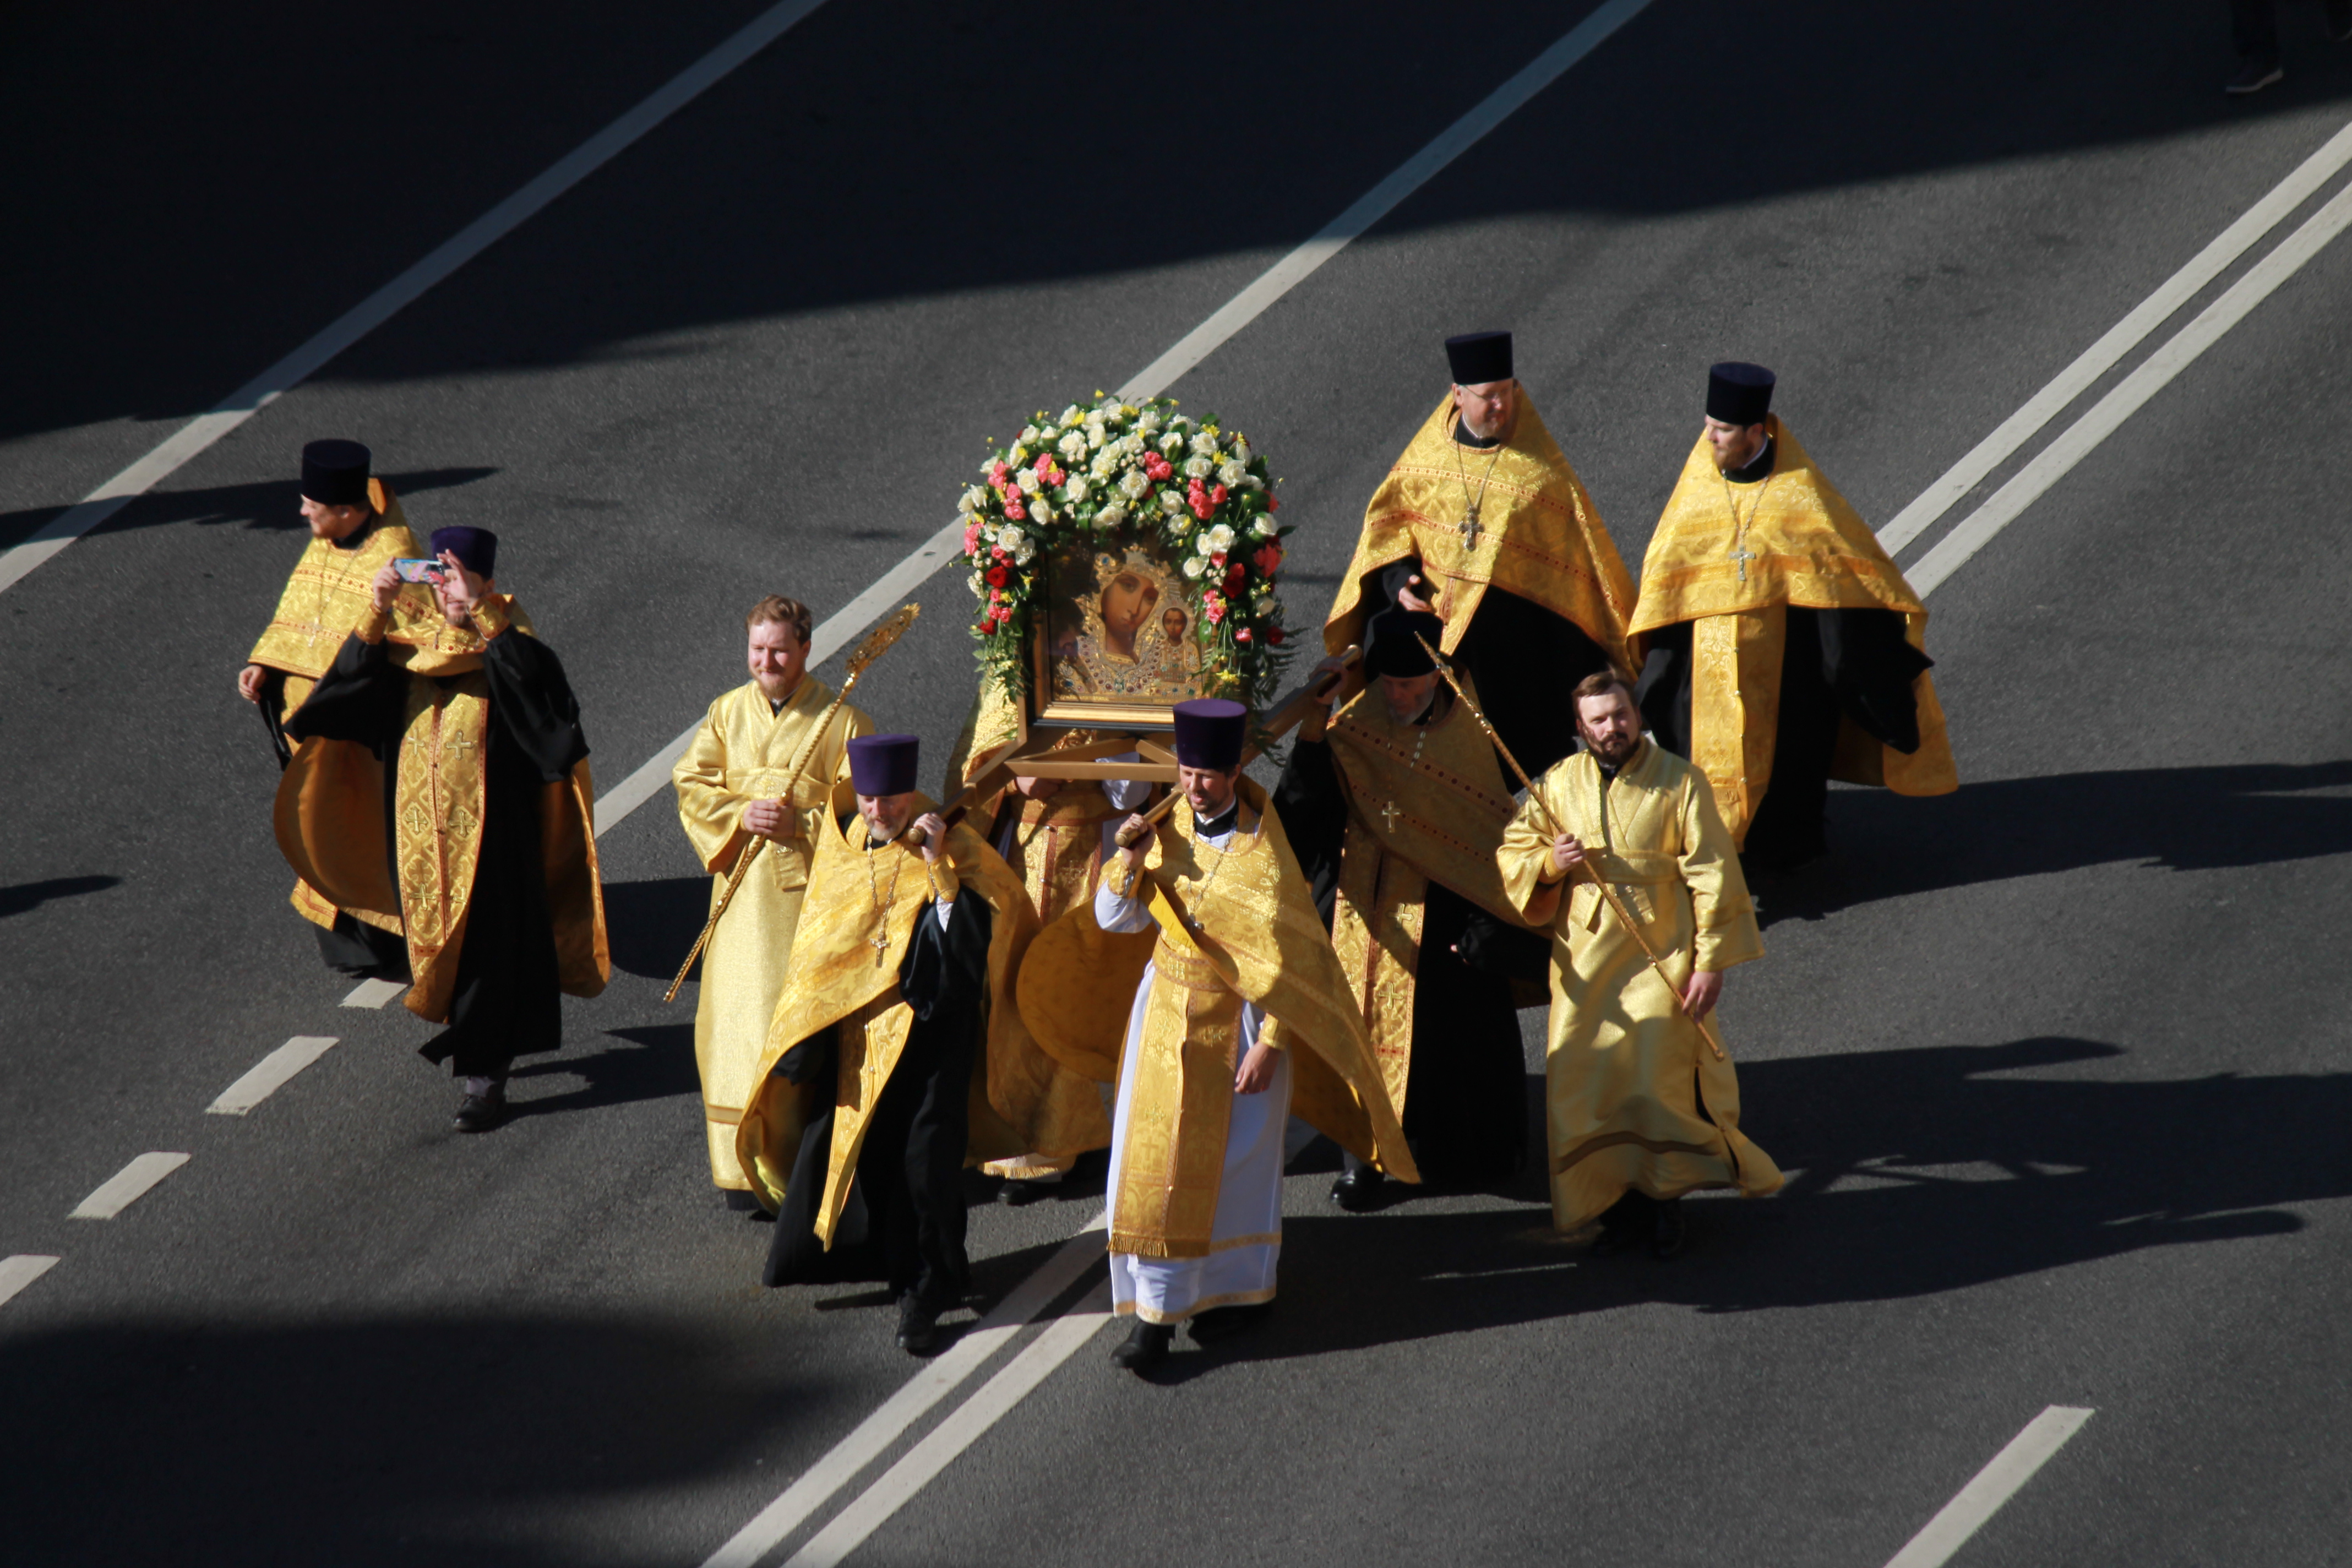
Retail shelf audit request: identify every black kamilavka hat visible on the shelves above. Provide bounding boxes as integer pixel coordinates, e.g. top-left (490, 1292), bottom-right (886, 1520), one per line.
top-left (300, 439), bottom-right (371, 507)
top-left (1706, 362), bottom-right (1776, 426)
top-left (1445, 331), bottom-right (1513, 385)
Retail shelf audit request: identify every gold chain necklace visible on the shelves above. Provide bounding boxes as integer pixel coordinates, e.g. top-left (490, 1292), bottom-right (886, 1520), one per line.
top-left (1450, 421), bottom-right (1506, 547)
top-left (1176, 802), bottom-right (1242, 931)
top-left (863, 831), bottom-right (904, 966)
top-left (1718, 459), bottom-right (1775, 587)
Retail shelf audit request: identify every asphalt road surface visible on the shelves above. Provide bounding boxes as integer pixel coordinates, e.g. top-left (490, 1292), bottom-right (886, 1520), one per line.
top-left (5, 3), bottom-right (2351, 1564)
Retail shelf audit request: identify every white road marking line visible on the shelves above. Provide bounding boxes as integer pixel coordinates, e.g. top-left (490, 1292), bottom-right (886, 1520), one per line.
top-left (340, 977), bottom-right (407, 1009)
top-left (593, 0), bottom-right (1655, 843)
top-left (0, 0), bottom-right (834, 598)
top-left (0, 1255), bottom-right (61, 1310)
top-left (1881, 1406), bottom-right (2095, 1568)
top-left (1909, 176), bottom-right (2352, 598)
top-left (69, 1152), bottom-right (191, 1219)
top-left (782, 1281), bottom-right (1117, 1568)
top-left (694, 1216), bottom-right (1107, 1568)
top-left (205, 1035), bottom-right (339, 1115)
top-left (1879, 115), bottom-right (2352, 555)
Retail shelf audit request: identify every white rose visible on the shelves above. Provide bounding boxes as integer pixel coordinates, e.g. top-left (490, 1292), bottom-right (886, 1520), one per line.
top-left (1017, 469), bottom-right (1041, 496)
top-left (1231, 438), bottom-right (1250, 462)
top-left (1217, 461), bottom-right (1248, 488)
top-left (967, 571), bottom-right (985, 596)
top-left (1064, 475), bottom-right (1090, 502)
top-left (1119, 470), bottom-right (1151, 500)
top-left (1182, 556), bottom-right (1206, 580)
top-left (1120, 432), bottom-right (1145, 457)
top-left (1057, 431), bottom-right (1087, 462)
top-left (998, 525), bottom-right (1025, 552)
top-left (1095, 503), bottom-right (1125, 530)
top-left (1008, 445), bottom-right (1030, 465)
top-left (1251, 517), bottom-right (1276, 538)
top-left (1158, 489), bottom-right (1184, 513)
top-left (1136, 409), bottom-right (1162, 434)
top-left (1090, 449), bottom-right (1119, 480)
top-left (1085, 419), bottom-right (1107, 449)
top-left (1030, 499), bottom-right (1054, 525)
top-left (1020, 425), bottom-right (1041, 445)
top-left (1158, 431), bottom-right (1184, 454)
top-left (1184, 455), bottom-right (1213, 480)
top-left (1241, 473), bottom-right (1264, 491)
top-left (1204, 524), bottom-right (1235, 554)
top-left (1060, 405), bottom-right (1084, 426)
top-left (1190, 431), bottom-right (1218, 458)
top-left (1014, 534), bottom-right (1038, 563)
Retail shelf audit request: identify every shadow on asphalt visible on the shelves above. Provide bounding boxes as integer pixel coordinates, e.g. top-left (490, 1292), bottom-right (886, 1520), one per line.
top-left (1173, 1037), bottom-right (2333, 1373)
top-left (0, 1311), bottom-right (811, 1566)
top-left (0, 467), bottom-right (499, 549)
top-left (600, 875), bottom-right (712, 982)
top-left (504, 1023), bottom-right (700, 1117)
top-left (1761, 759), bottom-right (2352, 925)
top-left (0, 874), bottom-right (119, 919)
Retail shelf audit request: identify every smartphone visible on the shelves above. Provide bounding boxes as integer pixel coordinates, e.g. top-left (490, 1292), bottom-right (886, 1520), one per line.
top-left (391, 558), bottom-right (450, 585)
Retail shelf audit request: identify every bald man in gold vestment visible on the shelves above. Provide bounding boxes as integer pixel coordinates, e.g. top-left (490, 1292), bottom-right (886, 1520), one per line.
top-left (1631, 363), bottom-right (1956, 873)
top-left (674, 596), bottom-right (872, 1202)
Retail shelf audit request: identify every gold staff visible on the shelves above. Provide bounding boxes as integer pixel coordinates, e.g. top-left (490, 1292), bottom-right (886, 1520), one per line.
top-left (1413, 632), bottom-right (1728, 1062)
top-left (663, 603), bottom-right (921, 1004)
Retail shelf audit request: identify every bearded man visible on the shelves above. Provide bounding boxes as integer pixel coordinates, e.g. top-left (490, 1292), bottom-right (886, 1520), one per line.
top-left (1326, 330), bottom-right (1635, 776)
top-left (1630, 362), bottom-right (1956, 873)
top-left (1496, 669), bottom-right (1782, 1259)
top-left (673, 596), bottom-right (872, 1204)
top-left (277, 527), bottom-right (608, 1132)
top-left (237, 439), bottom-right (420, 979)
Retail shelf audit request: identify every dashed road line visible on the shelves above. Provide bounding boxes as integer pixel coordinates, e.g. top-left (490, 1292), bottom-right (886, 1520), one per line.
top-left (0, 1255), bottom-right (61, 1310)
top-left (1881, 1406), bottom-right (2095, 1568)
top-left (206, 1035), bottom-right (339, 1115)
top-left (69, 1152), bottom-right (190, 1220)
top-left (340, 978), bottom-right (406, 1010)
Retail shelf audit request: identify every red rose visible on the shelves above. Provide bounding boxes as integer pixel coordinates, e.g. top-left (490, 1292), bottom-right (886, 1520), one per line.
top-left (1190, 496), bottom-right (1216, 520)
top-left (1252, 543), bottom-right (1282, 573)
top-left (986, 565), bottom-right (1009, 589)
top-left (1267, 493), bottom-right (1281, 512)
top-left (1266, 627), bottom-right (1286, 646)
top-left (1144, 454), bottom-right (1173, 481)
top-left (1235, 627), bottom-right (1253, 643)
top-left (1224, 564), bottom-right (1246, 594)
top-left (979, 617), bottom-right (999, 635)
top-left (1205, 597), bottom-right (1227, 625)
top-left (1210, 483), bottom-right (1228, 507)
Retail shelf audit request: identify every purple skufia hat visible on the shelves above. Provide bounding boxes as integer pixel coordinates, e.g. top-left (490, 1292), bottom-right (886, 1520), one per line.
top-left (847, 734), bottom-right (921, 796)
top-left (429, 526), bottom-right (498, 578)
top-left (1171, 698), bottom-right (1247, 770)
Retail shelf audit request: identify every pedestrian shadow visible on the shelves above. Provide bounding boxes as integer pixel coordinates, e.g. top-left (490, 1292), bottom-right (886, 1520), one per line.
top-left (1183, 1036), bottom-right (2335, 1370)
top-left (0, 1310), bottom-right (812, 1567)
top-left (0, 466), bottom-right (502, 548)
top-left (1765, 760), bottom-right (2352, 924)
top-left (599, 875), bottom-right (711, 982)
top-left (0, 874), bottom-right (119, 920)
top-left (506, 1023), bottom-right (698, 1116)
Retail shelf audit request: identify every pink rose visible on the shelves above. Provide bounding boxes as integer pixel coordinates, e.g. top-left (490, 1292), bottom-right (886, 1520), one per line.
top-left (1004, 499), bottom-right (1026, 521)
top-left (1235, 627), bottom-right (1253, 643)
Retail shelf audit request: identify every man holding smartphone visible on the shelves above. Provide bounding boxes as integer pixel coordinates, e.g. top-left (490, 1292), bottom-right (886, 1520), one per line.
top-left (277, 527), bottom-right (610, 1133)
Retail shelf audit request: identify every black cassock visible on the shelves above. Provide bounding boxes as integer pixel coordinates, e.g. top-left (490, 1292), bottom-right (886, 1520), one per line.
top-left (1276, 717), bottom-right (1531, 1184)
top-left (286, 626), bottom-right (590, 1078)
top-left (1352, 557), bottom-right (1611, 778)
top-left (1634, 607), bottom-right (1929, 870)
top-left (763, 873), bottom-right (992, 1311)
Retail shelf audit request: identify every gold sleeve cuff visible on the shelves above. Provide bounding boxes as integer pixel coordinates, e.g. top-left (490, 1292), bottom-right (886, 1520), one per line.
top-left (355, 606), bottom-right (391, 645)
top-left (471, 594), bottom-right (514, 640)
top-left (1106, 858), bottom-right (1139, 899)
top-left (1537, 858), bottom-right (1569, 884)
top-left (928, 859), bottom-right (961, 904)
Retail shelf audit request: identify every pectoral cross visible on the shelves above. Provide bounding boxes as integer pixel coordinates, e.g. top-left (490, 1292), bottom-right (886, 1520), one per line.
top-left (869, 928), bottom-right (891, 966)
top-left (1379, 800), bottom-right (1402, 834)
top-left (1458, 506), bottom-right (1483, 548)
top-left (1727, 542), bottom-right (1756, 584)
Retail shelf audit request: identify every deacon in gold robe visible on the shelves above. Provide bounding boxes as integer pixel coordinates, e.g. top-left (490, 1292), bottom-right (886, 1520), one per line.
top-left (1498, 671), bottom-right (1782, 1259)
top-left (1631, 362), bottom-right (1957, 873)
top-left (672, 595), bottom-right (873, 1202)
top-left (1021, 700), bottom-right (1417, 1373)
top-left (1326, 330), bottom-right (1635, 775)
top-left (738, 734), bottom-right (1042, 1355)
top-left (279, 527), bottom-right (609, 1134)
top-left (1275, 608), bottom-right (1546, 1210)
top-left (941, 684), bottom-right (1121, 1202)
top-left (236, 439), bottom-right (420, 979)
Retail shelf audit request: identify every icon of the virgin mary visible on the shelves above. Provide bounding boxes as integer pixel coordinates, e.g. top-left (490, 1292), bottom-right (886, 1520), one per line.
top-left (1049, 548), bottom-right (1205, 700)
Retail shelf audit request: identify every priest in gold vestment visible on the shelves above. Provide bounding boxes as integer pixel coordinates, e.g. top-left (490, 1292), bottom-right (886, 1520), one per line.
top-left (278, 527), bottom-right (609, 1134)
top-left (1498, 671), bottom-right (1781, 1259)
top-left (1631, 363), bottom-right (1956, 872)
top-left (941, 685), bottom-right (1121, 1202)
top-left (1275, 608), bottom-right (1543, 1210)
top-left (1326, 330), bottom-right (1635, 775)
top-left (237, 439), bottom-right (421, 979)
top-left (673, 596), bottom-right (873, 1201)
top-left (738, 734), bottom-right (1044, 1355)
top-left (1021, 700), bottom-right (1415, 1373)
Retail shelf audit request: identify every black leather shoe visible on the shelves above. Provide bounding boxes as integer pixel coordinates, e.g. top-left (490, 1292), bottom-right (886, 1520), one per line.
top-left (1186, 1304), bottom-right (1271, 1344)
top-left (999, 1177), bottom-right (1059, 1207)
top-left (895, 1293), bottom-right (939, 1354)
top-left (1652, 1197), bottom-right (1686, 1260)
top-left (1329, 1167), bottom-right (1384, 1212)
top-left (452, 1087), bottom-right (506, 1134)
top-left (1110, 1320), bottom-right (1173, 1371)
